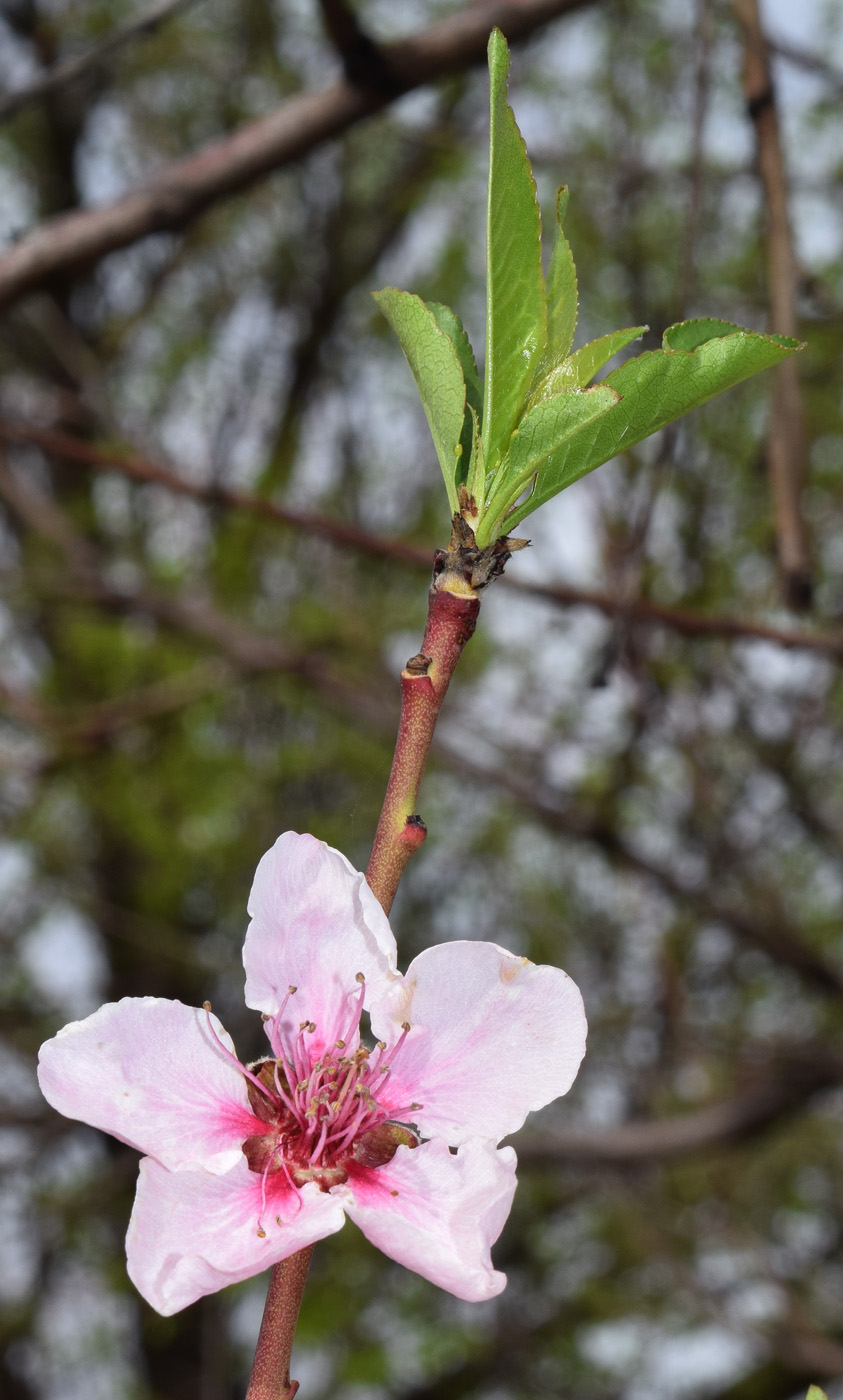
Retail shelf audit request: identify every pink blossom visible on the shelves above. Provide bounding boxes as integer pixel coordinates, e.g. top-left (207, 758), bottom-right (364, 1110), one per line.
top-left (38, 833), bottom-right (587, 1314)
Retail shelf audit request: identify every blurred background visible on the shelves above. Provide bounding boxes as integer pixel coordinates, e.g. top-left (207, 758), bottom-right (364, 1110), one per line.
top-left (0, 0), bottom-right (842, 1397)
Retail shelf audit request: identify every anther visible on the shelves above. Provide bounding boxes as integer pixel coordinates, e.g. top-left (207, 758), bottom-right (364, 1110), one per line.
top-left (203, 1000), bottom-right (212, 1011)
top-left (289, 985), bottom-right (297, 994)
top-left (355, 972), bottom-right (365, 984)
top-left (401, 1021), bottom-right (411, 1032)
top-left (335, 1039), bottom-right (346, 1049)
top-left (257, 1227), bottom-right (266, 1238)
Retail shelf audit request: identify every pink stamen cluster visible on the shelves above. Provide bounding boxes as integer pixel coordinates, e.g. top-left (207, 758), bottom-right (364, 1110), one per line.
top-left (205, 975), bottom-right (421, 1227)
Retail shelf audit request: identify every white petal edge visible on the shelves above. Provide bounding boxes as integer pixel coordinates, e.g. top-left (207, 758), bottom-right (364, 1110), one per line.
top-left (344, 1139), bottom-right (516, 1302)
top-left (38, 998), bottom-right (261, 1174)
top-left (370, 941), bottom-right (587, 1145)
top-left (127, 1157), bottom-right (347, 1315)
top-left (243, 832), bottom-right (399, 1055)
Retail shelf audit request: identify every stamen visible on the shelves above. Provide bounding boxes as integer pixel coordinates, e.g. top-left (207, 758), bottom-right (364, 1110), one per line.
top-left (336, 975), bottom-right (367, 1047)
top-left (264, 986), bottom-right (298, 1058)
top-left (256, 1145), bottom-right (277, 1236)
top-left (272, 1061), bottom-right (300, 1121)
top-left (203, 1003), bottom-right (278, 1104)
top-left (377, 1021), bottom-right (412, 1072)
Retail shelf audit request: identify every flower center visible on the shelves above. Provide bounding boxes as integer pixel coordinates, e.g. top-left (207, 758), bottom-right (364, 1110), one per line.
top-left (211, 977), bottom-right (420, 1198)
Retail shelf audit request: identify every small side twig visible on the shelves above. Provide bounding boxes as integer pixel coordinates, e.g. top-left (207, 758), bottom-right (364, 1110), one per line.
top-left (735, 0), bottom-right (812, 609)
top-left (4, 416), bottom-right (841, 659)
top-left (0, 0), bottom-right (195, 126)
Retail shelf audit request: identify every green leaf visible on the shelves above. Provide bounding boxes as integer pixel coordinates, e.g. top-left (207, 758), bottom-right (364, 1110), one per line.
top-left (805, 1389), bottom-right (829, 1400)
top-left (478, 385), bottom-right (620, 543)
top-left (465, 404), bottom-right (486, 516)
top-left (483, 28), bottom-right (546, 474)
top-left (663, 318), bottom-right (758, 352)
top-left (530, 325), bottom-right (647, 402)
top-left (373, 287), bottom-right (467, 514)
top-left (501, 321), bottom-right (802, 532)
top-left (427, 300), bottom-right (483, 494)
top-left (545, 186), bottom-right (578, 360)
top-left (426, 301), bottom-right (482, 423)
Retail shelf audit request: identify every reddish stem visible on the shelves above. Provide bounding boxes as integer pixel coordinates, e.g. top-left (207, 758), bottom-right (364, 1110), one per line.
top-left (366, 578), bottom-right (480, 913)
top-left (244, 527), bottom-right (503, 1398)
top-left (245, 1246), bottom-right (314, 1400)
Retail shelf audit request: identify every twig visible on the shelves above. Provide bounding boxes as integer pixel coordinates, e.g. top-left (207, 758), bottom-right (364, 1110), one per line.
top-left (0, 0), bottom-right (196, 126)
top-left (677, 0), bottom-right (713, 314)
top-left (0, 660), bottom-right (230, 753)
top-left (3, 461), bottom-right (839, 1002)
top-left (4, 416), bottom-right (843, 659)
top-left (245, 1247), bottom-right (314, 1400)
top-left (734, 0), bottom-right (812, 609)
top-left (435, 740), bottom-right (843, 1000)
top-left (316, 0), bottom-right (400, 93)
top-left (0, 416), bottom-right (424, 567)
top-left (0, 0), bottom-right (594, 311)
top-left (366, 563), bottom-right (481, 913)
top-left (518, 1053), bottom-right (843, 1163)
top-left (767, 34), bottom-right (843, 98)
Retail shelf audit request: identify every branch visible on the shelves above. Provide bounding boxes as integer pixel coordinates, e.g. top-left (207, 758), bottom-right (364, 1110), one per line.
top-left (518, 1054), bottom-right (843, 1164)
top-left (0, 660), bottom-right (230, 755)
top-left (768, 34), bottom-right (843, 98)
top-left (511, 575), bottom-right (843, 659)
top-left (734, 0), bottom-right (812, 609)
top-left (4, 451), bottom-right (840, 1000)
top-left (316, 0), bottom-right (400, 93)
top-left (0, 0), bottom-right (195, 126)
top-left (436, 742), bottom-right (843, 1000)
top-left (0, 416), bottom-right (424, 566)
top-left (4, 416), bottom-right (843, 660)
top-left (0, 0), bottom-right (594, 312)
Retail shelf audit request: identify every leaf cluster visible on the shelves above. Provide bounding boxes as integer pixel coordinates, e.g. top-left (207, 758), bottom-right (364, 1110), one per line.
top-left (376, 30), bottom-right (799, 547)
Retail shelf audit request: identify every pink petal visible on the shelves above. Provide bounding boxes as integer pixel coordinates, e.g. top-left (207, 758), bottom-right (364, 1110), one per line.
top-left (344, 1139), bottom-right (516, 1301)
top-left (126, 1157), bottom-right (347, 1315)
top-left (38, 998), bottom-right (262, 1174)
top-left (243, 832), bottom-right (398, 1055)
top-left (370, 941), bottom-right (587, 1145)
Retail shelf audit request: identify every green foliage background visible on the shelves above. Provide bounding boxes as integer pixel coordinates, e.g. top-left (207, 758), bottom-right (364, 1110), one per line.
top-left (0, 2), bottom-right (842, 1399)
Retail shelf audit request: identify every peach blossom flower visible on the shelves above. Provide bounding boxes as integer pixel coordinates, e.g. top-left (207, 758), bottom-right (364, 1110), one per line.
top-left (38, 833), bottom-right (586, 1314)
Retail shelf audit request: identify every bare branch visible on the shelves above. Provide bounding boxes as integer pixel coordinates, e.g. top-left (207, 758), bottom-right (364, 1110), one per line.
top-left (519, 1054), bottom-right (843, 1163)
top-left (316, 0), bottom-right (400, 93)
top-left (734, 0), bottom-right (812, 609)
top-left (3, 452), bottom-right (840, 999)
top-left (512, 575), bottom-right (843, 659)
top-left (0, 660), bottom-right (230, 754)
top-left (768, 33), bottom-right (843, 98)
top-left (4, 416), bottom-right (843, 660)
top-left (0, 0), bottom-right (195, 126)
top-left (0, 0), bottom-right (594, 312)
top-left (436, 742), bottom-right (843, 999)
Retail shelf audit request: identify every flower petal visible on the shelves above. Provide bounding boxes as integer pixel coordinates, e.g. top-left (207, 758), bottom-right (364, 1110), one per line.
top-left (370, 941), bottom-right (587, 1145)
top-left (344, 1139), bottom-right (516, 1302)
top-left (243, 832), bottom-right (398, 1054)
top-left (38, 998), bottom-right (262, 1174)
top-left (127, 1157), bottom-right (347, 1314)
